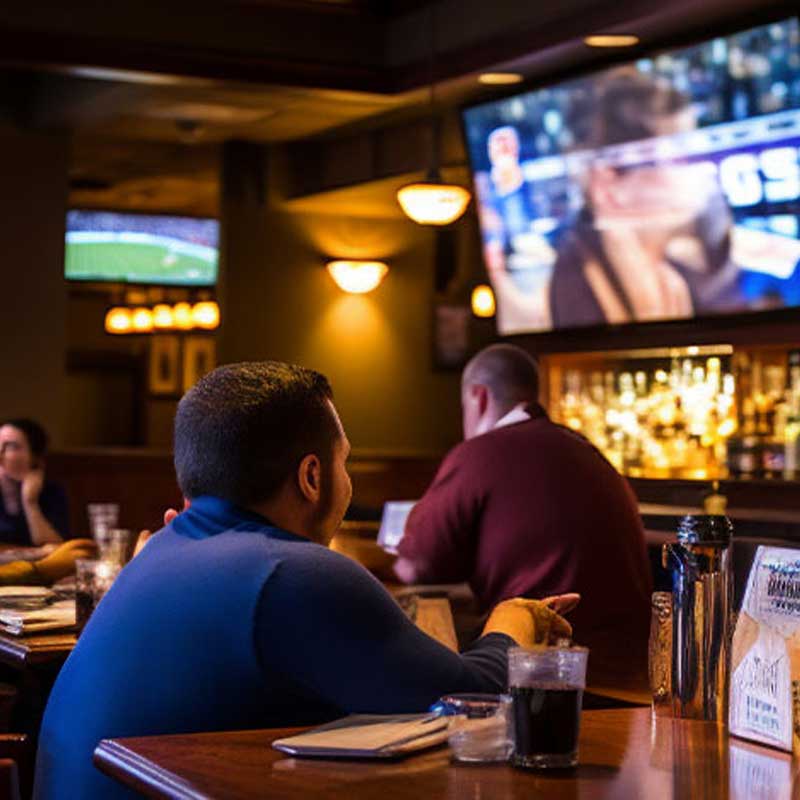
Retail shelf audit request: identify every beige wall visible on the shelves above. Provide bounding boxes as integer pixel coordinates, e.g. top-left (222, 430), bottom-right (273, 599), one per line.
top-left (61, 143), bottom-right (470, 453)
top-left (0, 126), bottom-right (69, 445)
top-left (219, 147), bottom-right (465, 453)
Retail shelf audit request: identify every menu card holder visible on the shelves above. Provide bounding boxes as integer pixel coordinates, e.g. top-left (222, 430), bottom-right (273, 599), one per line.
top-left (272, 713), bottom-right (449, 759)
top-left (729, 546), bottom-right (800, 753)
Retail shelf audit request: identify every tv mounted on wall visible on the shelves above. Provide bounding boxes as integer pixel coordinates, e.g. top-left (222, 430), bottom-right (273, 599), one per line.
top-left (462, 17), bottom-right (800, 335)
top-left (65, 210), bottom-right (219, 286)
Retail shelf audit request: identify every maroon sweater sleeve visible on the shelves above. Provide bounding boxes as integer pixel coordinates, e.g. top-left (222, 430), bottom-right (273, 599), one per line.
top-left (398, 444), bottom-right (482, 583)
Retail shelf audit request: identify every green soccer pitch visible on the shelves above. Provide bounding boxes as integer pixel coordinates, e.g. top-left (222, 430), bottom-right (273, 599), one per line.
top-left (65, 240), bottom-right (217, 285)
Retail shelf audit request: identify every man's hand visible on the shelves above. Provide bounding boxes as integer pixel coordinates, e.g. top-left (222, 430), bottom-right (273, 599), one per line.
top-left (481, 595), bottom-right (578, 648)
top-left (34, 539), bottom-right (96, 584)
top-left (21, 468), bottom-right (45, 506)
top-left (133, 507), bottom-right (181, 558)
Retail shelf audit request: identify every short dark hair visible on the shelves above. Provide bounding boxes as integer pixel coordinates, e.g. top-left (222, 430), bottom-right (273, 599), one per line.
top-left (1, 419), bottom-right (48, 458)
top-left (594, 68), bottom-right (691, 147)
top-left (174, 361), bottom-right (339, 507)
top-left (463, 344), bottom-right (539, 408)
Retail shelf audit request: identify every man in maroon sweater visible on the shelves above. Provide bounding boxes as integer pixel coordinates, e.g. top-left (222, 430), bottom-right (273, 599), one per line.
top-left (395, 344), bottom-right (652, 688)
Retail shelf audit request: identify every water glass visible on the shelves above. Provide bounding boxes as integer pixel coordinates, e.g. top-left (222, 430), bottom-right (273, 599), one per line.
top-left (437, 694), bottom-right (512, 763)
top-left (95, 528), bottom-right (132, 567)
top-left (87, 503), bottom-right (120, 538)
top-left (509, 645), bottom-right (589, 769)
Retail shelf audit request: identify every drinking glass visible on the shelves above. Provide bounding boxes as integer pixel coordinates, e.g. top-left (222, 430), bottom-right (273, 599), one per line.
top-left (649, 591), bottom-right (673, 716)
top-left (75, 558), bottom-right (120, 632)
top-left (437, 693), bottom-right (512, 763)
top-left (508, 645), bottom-right (589, 769)
top-left (87, 503), bottom-right (120, 538)
top-left (95, 528), bottom-right (131, 568)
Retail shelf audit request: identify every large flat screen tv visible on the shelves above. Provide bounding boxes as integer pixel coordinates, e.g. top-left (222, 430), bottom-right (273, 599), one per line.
top-left (65, 210), bottom-right (219, 286)
top-left (462, 17), bottom-right (800, 335)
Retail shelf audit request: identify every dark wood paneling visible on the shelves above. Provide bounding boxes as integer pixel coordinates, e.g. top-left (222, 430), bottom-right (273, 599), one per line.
top-left (513, 308), bottom-right (800, 356)
top-left (47, 450), bottom-right (182, 539)
top-left (45, 449), bottom-right (443, 536)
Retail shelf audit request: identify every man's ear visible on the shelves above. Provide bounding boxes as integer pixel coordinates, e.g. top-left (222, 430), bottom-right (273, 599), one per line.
top-left (297, 453), bottom-right (322, 503)
top-left (472, 384), bottom-right (490, 415)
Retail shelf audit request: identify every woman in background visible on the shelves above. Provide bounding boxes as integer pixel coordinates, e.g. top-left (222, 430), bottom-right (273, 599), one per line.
top-left (0, 419), bottom-right (69, 546)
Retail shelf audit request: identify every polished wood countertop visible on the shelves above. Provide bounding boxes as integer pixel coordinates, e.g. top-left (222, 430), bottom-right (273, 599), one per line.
top-left (0, 631), bottom-right (76, 669)
top-left (93, 707), bottom-right (782, 799)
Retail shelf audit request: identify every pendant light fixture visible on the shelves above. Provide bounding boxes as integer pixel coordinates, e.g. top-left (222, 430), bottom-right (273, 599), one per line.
top-left (397, 7), bottom-right (471, 226)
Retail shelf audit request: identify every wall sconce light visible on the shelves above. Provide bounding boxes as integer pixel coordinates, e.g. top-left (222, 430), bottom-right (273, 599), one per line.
top-left (471, 284), bottom-right (496, 318)
top-left (327, 260), bottom-right (389, 294)
top-left (104, 307), bottom-right (133, 334)
top-left (105, 301), bottom-right (220, 334)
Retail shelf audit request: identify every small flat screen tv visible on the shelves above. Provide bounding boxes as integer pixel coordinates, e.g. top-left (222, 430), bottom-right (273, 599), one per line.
top-left (65, 210), bottom-right (219, 286)
top-left (462, 17), bottom-right (800, 335)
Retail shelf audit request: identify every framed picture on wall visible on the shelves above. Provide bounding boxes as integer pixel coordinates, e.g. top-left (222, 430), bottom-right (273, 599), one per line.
top-left (148, 335), bottom-right (181, 395)
top-left (433, 304), bottom-right (471, 370)
top-left (182, 337), bottom-right (216, 393)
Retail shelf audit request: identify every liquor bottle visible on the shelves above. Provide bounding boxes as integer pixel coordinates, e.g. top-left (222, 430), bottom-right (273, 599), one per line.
top-left (784, 351), bottom-right (800, 480)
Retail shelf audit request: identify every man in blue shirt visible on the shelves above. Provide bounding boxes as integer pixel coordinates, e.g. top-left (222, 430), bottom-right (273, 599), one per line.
top-left (34, 361), bottom-right (573, 799)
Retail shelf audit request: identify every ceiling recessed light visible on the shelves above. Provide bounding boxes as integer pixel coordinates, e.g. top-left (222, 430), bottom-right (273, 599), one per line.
top-left (584, 34), bottom-right (640, 48)
top-left (478, 73), bottom-right (524, 86)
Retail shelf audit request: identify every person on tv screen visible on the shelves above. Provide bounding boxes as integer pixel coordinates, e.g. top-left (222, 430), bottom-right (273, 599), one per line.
top-left (483, 66), bottom-right (800, 332)
top-left (549, 69), bottom-right (741, 328)
top-left (0, 419), bottom-right (70, 546)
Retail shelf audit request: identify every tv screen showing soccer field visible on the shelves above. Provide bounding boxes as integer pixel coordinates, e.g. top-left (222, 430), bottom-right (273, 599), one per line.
top-left (462, 17), bottom-right (800, 334)
top-left (65, 211), bottom-right (219, 286)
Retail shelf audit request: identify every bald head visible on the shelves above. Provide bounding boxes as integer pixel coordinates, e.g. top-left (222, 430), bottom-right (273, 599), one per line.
top-left (463, 344), bottom-right (539, 405)
top-left (461, 345), bottom-right (540, 439)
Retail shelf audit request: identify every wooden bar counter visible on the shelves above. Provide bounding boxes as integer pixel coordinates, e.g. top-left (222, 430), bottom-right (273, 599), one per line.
top-left (93, 707), bottom-right (787, 799)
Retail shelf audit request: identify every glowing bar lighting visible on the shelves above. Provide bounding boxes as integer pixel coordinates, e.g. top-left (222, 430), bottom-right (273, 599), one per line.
top-left (584, 34), bottom-right (639, 47)
top-left (152, 304), bottom-right (174, 329)
top-left (191, 301), bottom-right (220, 329)
top-left (131, 307), bottom-right (154, 333)
top-left (478, 73), bottom-right (523, 85)
top-left (172, 302), bottom-right (193, 330)
top-left (104, 307), bottom-right (133, 335)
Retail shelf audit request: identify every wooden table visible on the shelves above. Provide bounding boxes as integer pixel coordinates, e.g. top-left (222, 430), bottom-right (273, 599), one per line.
top-left (93, 707), bottom-right (789, 799)
top-left (0, 631), bottom-right (75, 670)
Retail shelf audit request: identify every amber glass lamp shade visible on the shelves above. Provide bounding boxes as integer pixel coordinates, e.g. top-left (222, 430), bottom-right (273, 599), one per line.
top-left (397, 170), bottom-right (471, 226)
top-left (326, 261), bottom-right (389, 294)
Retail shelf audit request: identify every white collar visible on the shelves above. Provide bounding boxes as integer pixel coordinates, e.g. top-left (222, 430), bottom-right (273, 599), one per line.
top-left (493, 402), bottom-right (531, 430)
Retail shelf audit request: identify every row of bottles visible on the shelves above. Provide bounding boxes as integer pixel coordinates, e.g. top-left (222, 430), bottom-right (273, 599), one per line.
top-left (555, 348), bottom-right (800, 481)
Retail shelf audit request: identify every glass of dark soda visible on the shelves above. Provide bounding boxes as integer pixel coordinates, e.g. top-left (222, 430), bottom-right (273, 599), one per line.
top-left (508, 645), bottom-right (589, 769)
top-left (75, 558), bottom-right (119, 633)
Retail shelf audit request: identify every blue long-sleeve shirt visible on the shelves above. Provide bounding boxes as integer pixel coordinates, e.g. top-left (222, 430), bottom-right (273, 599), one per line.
top-left (34, 495), bottom-right (513, 799)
